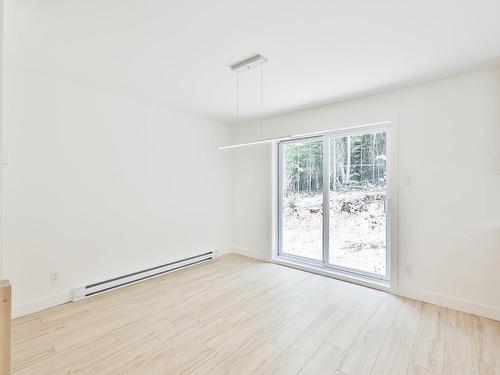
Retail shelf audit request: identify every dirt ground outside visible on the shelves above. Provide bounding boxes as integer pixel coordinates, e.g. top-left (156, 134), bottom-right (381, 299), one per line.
top-left (282, 189), bottom-right (387, 276)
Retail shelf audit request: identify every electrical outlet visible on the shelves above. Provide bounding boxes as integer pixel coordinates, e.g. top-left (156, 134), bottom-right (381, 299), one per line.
top-left (50, 272), bottom-right (59, 283)
top-left (403, 265), bottom-right (412, 276)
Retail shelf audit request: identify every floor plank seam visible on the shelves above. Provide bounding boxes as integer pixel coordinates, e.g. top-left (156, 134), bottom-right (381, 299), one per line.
top-left (368, 300), bottom-right (405, 375)
top-left (471, 316), bottom-right (483, 375)
top-left (405, 301), bottom-right (424, 375)
top-left (441, 309), bottom-right (448, 375)
top-left (340, 293), bottom-right (387, 358)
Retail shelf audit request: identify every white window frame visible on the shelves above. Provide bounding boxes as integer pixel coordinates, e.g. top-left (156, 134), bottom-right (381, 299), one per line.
top-left (274, 121), bottom-right (395, 289)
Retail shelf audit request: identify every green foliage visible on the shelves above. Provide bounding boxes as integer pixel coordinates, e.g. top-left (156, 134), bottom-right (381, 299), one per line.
top-left (284, 132), bottom-right (387, 197)
top-left (285, 194), bottom-right (298, 209)
top-left (283, 140), bottom-right (323, 195)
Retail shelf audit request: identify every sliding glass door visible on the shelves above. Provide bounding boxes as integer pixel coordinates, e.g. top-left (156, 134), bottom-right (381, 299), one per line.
top-left (279, 138), bottom-right (324, 260)
top-left (327, 131), bottom-right (388, 277)
top-left (278, 124), bottom-right (391, 281)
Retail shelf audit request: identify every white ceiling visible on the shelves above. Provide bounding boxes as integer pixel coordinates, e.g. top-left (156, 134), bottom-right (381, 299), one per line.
top-left (9, 0), bottom-right (500, 123)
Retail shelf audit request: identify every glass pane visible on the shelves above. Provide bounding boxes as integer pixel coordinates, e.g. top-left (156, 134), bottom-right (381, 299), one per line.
top-left (329, 132), bottom-right (387, 276)
top-left (281, 140), bottom-right (323, 260)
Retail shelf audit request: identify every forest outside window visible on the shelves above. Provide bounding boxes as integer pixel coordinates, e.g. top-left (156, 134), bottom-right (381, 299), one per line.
top-left (277, 123), bottom-right (391, 282)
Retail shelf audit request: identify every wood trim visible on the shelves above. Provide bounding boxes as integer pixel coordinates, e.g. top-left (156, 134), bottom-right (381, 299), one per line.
top-left (0, 280), bottom-right (11, 375)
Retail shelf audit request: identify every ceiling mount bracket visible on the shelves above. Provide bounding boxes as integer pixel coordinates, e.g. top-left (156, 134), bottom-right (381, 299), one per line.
top-left (230, 54), bottom-right (268, 73)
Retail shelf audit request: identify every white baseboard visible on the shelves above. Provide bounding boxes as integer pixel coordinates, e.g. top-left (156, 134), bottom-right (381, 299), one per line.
top-left (14, 251), bottom-right (500, 322)
top-left (230, 248), bottom-right (272, 262)
top-left (396, 287), bottom-right (500, 321)
top-left (13, 291), bottom-right (72, 318)
top-left (216, 248), bottom-right (237, 257)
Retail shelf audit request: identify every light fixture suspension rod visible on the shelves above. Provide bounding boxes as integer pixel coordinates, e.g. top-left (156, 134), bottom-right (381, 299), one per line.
top-left (260, 61), bottom-right (263, 139)
top-left (236, 73), bottom-right (239, 125)
top-left (219, 54), bottom-right (269, 150)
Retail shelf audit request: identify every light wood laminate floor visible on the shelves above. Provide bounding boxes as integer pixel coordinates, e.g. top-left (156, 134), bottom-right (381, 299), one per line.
top-left (12, 254), bottom-right (500, 374)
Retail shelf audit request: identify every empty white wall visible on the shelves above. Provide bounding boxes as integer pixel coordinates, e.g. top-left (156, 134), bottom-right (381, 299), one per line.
top-left (3, 70), bottom-right (233, 316)
top-left (233, 67), bottom-right (500, 319)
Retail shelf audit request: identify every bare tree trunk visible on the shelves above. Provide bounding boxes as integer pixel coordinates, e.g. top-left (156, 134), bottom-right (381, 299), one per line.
top-left (372, 133), bottom-right (376, 183)
top-left (346, 136), bottom-right (351, 184)
top-left (332, 139), bottom-right (337, 192)
top-left (296, 152), bottom-right (300, 194)
top-left (308, 145), bottom-right (312, 194)
top-left (339, 139), bottom-right (346, 186)
top-left (360, 135), bottom-right (363, 184)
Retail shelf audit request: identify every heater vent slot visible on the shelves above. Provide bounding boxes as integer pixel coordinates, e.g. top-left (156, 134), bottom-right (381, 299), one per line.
top-left (73, 251), bottom-right (215, 301)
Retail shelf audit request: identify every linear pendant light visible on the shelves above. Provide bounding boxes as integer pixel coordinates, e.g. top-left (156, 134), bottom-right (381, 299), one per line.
top-left (217, 55), bottom-right (292, 150)
top-left (216, 135), bottom-right (293, 150)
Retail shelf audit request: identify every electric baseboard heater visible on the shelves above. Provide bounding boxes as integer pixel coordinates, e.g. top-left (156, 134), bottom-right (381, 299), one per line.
top-left (73, 251), bottom-right (216, 301)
